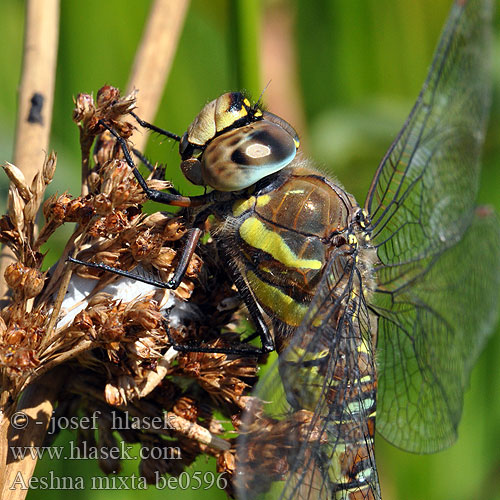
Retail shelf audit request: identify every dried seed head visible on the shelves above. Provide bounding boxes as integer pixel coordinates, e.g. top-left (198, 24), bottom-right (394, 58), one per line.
top-left (130, 230), bottom-right (163, 261)
top-left (185, 253), bottom-right (202, 278)
top-left (124, 299), bottom-right (162, 331)
top-left (0, 316), bottom-right (7, 336)
top-left (96, 86), bottom-right (121, 109)
top-left (104, 383), bottom-right (124, 406)
top-left (3, 162), bottom-right (31, 202)
top-left (73, 92), bottom-right (95, 124)
top-left (43, 193), bottom-right (70, 223)
top-left (2, 263), bottom-right (43, 297)
top-left (150, 247), bottom-right (176, 270)
top-left (4, 262), bottom-right (27, 290)
top-left (173, 396), bottom-right (199, 422)
top-left (87, 171), bottom-right (101, 192)
top-left (73, 310), bottom-right (94, 331)
top-left (5, 326), bottom-right (27, 346)
top-left (94, 130), bottom-right (117, 167)
top-left (23, 268), bottom-right (45, 298)
top-left (0, 82), bottom-right (267, 496)
top-left (216, 450), bottom-right (236, 496)
top-left (100, 313), bottom-right (126, 341)
top-left (43, 151), bottom-right (57, 184)
top-left (163, 218), bottom-right (186, 241)
top-left (8, 186), bottom-right (25, 236)
top-left (93, 193), bottom-right (113, 216)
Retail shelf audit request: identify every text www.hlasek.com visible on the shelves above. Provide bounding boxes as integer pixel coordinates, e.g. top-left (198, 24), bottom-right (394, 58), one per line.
top-left (10, 440), bottom-right (180, 461)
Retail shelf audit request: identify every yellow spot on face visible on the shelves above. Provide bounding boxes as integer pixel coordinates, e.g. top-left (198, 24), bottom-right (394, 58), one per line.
top-left (216, 108), bottom-right (248, 133)
top-left (239, 217), bottom-right (322, 270)
top-left (256, 194), bottom-right (271, 207)
top-left (254, 109), bottom-right (263, 117)
top-left (243, 98), bottom-right (251, 107)
top-left (246, 270), bottom-right (308, 326)
top-left (232, 196), bottom-right (256, 217)
top-left (293, 138), bottom-right (300, 149)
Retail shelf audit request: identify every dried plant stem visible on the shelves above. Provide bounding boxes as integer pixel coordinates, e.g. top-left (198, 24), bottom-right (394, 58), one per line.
top-left (37, 227), bottom-right (86, 352)
top-left (0, 1), bottom-right (60, 497)
top-left (13, 0), bottom-right (60, 182)
top-left (31, 340), bottom-right (93, 385)
top-left (137, 346), bottom-right (179, 398)
top-left (0, 0), bottom-right (60, 299)
top-left (1, 367), bottom-right (67, 500)
top-left (126, 0), bottom-right (190, 153)
top-left (261, 4), bottom-right (306, 147)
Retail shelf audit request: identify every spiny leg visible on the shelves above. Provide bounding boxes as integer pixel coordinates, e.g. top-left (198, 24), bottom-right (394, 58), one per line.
top-left (161, 314), bottom-right (265, 357)
top-left (67, 226), bottom-right (203, 290)
top-left (98, 119), bottom-right (199, 207)
top-left (132, 148), bottom-right (182, 194)
top-left (130, 111), bottom-right (181, 142)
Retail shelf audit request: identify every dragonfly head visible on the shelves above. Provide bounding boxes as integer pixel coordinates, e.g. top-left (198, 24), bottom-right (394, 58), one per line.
top-left (179, 92), bottom-right (300, 192)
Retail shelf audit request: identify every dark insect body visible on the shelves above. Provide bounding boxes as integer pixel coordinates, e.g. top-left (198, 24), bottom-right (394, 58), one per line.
top-left (70, 0), bottom-right (500, 498)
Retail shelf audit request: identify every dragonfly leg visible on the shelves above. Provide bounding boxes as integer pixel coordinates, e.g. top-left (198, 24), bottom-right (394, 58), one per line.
top-left (130, 111), bottom-right (181, 142)
top-left (225, 271), bottom-right (275, 353)
top-left (98, 119), bottom-right (201, 207)
top-left (67, 224), bottom-right (204, 290)
top-left (161, 315), bottom-right (264, 357)
top-left (131, 148), bottom-right (157, 173)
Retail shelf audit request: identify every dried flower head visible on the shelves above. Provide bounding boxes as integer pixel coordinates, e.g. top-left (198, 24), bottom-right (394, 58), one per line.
top-left (0, 86), bottom-right (263, 494)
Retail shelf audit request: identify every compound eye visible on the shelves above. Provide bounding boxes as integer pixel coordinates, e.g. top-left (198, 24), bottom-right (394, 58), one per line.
top-left (179, 133), bottom-right (190, 158)
top-left (200, 120), bottom-right (297, 192)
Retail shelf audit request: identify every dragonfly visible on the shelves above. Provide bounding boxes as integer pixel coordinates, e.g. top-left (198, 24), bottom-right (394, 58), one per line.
top-left (69, 0), bottom-right (499, 498)
top-left (233, 0), bottom-right (500, 498)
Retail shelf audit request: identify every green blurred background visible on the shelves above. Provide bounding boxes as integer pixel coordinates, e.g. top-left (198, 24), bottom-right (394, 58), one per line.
top-left (1, 0), bottom-right (500, 499)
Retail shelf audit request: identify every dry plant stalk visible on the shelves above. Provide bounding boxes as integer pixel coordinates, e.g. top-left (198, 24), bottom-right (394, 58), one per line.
top-left (0, 0), bottom-right (59, 299)
top-left (0, 87), bottom-right (265, 497)
top-left (0, 2), bottom-right (60, 496)
top-left (126, 0), bottom-right (190, 154)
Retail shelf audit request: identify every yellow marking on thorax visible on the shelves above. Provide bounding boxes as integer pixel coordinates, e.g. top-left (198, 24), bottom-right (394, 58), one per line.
top-left (239, 217), bottom-right (322, 270)
top-left (256, 194), bottom-right (271, 207)
top-left (357, 341), bottom-right (369, 354)
top-left (246, 270), bottom-right (308, 326)
top-left (232, 196), bottom-right (256, 217)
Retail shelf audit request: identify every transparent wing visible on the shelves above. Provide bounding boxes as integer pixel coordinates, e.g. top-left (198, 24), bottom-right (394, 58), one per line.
top-left (364, 0), bottom-right (499, 452)
top-left (236, 245), bottom-right (381, 499)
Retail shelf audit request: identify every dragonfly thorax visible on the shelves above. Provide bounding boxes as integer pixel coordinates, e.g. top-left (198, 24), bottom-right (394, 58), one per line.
top-left (210, 163), bottom-right (375, 353)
